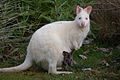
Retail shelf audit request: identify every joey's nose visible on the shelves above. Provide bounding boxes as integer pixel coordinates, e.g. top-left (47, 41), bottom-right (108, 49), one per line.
top-left (81, 22), bottom-right (85, 27)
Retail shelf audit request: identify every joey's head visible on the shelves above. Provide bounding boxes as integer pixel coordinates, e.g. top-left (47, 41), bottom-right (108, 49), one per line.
top-left (75, 6), bottom-right (92, 28)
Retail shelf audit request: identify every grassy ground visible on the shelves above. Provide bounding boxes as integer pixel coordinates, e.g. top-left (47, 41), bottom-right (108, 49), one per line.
top-left (0, 42), bottom-right (120, 80)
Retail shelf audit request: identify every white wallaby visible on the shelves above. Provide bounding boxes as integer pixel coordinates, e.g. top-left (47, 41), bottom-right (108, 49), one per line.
top-left (0, 6), bottom-right (92, 74)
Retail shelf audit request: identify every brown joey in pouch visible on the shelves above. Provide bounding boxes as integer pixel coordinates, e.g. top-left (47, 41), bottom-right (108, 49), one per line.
top-left (62, 51), bottom-right (74, 70)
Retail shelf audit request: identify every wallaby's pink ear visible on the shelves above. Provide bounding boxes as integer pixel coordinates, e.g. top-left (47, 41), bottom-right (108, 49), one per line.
top-left (76, 6), bottom-right (83, 14)
top-left (84, 6), bottom-right (92, 14)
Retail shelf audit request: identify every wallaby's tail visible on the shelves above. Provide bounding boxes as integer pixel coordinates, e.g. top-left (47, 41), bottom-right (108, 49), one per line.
top-left (0, 53), bottom-right (32, 72)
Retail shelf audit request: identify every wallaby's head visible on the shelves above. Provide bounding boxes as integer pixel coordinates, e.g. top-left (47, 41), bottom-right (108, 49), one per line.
top-left (75, 6), bottom-right (92, 28)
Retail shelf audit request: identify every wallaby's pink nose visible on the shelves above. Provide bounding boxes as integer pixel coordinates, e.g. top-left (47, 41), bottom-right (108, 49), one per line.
top-left (81, 22), bottom-right (85, 27)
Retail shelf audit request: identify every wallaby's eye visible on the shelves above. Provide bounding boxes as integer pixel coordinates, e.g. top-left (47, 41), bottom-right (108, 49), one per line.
top-left (86, 17), bottom-right (88, 20)
top-left (79, 17), bottom-right (81, 19)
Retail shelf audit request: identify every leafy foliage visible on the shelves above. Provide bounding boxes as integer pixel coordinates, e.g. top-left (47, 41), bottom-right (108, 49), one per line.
top-left (91, 0), bottom-right (120, 46)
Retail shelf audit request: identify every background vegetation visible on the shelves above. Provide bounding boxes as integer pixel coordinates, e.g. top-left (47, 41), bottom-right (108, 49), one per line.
top-left (0, 0), bottom-right (120, 80)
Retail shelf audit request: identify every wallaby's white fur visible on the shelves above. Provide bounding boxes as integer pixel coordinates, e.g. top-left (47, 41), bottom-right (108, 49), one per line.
top-left (0, 6), bottom-right (92, 74)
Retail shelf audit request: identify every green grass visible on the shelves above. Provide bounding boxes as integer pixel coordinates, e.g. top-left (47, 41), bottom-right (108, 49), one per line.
top-left (0, 42), bottom-right (120, 80)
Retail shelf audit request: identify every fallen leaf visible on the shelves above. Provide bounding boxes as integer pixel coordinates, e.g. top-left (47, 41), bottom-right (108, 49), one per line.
top-left (82, 68), bottom-right (92, 71)
top-left (100, 60), bottom-right (109, 67)
top-left (97, 48), bottom-right (112, 52)
top-left (79, 55), bottom-right (87, 60)
top-left (83, 39), bottom-right (93, 45)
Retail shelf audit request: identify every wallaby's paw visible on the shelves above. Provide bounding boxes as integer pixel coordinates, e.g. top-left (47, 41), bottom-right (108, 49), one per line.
top-left (49, 71), bottom-right (72, 75)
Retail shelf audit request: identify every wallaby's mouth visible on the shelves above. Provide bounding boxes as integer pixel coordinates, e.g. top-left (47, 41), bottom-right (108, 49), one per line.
top-left (79, 22), bottom-right (88, 28)
top-left (79, 24), bottom-right (86, 28)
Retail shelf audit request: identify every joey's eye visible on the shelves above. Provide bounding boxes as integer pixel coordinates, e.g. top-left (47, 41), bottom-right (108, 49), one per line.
top-left (79, 17), bottom-right (81, 19)
top-left (86, 17), bottom-right (88, 20)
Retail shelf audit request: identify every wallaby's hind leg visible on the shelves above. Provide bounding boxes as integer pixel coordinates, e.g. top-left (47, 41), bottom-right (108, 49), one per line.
top-left (48, 60), bottom-right (72, 74)
top-left (48, 60), bottom-right (57, 74)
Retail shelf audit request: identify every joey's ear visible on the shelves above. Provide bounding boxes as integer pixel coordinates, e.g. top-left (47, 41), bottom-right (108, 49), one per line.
top-left (63, 51), bottom-right (67, 56)
top-left (76, 5), bottom-right (83, 14)
top-left (63, 51), bottom-right (65, 56)
top-left (84, 6), bottom-right (92, 14)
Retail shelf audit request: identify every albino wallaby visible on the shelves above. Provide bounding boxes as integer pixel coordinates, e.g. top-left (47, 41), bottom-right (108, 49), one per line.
top-left (0, 6), bottom-right (92, 74)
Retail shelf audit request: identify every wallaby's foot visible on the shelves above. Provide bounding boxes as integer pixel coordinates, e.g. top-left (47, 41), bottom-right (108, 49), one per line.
top-left (56, 71), bottom-right (72, 74)
top-left (48, 60), bottom-right (72, 75)
top-left (49, 71), bottom-right (72, 74)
